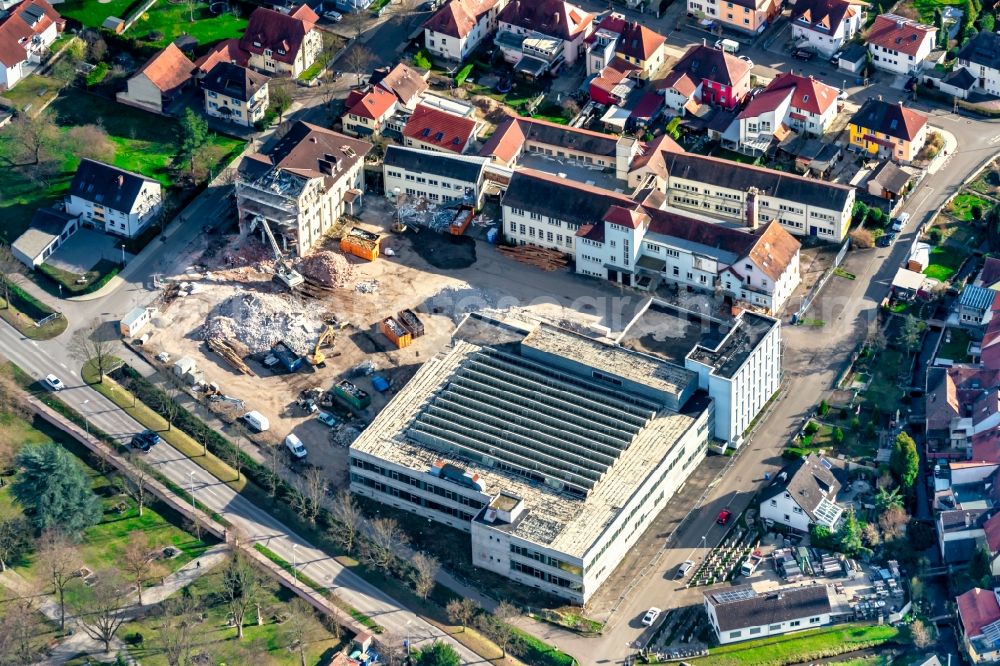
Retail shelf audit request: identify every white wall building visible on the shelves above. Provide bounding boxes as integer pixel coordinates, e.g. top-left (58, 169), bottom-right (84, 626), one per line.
top-left (867, 14), bottom-right (936, 75)
top-left (383, 145), bottom-right (489, 208)
top-left (496, 0), bottom-right (593, 69)
top-left (0, 0), bottom-right (62, 91)
top-left (705, 585), bottom-right (833, 645)
top-left (790, 0), bottom-right (864, 57)
top-left (349, 313), bottom-right (710, 603)
top-left (732, 73), bottom-right (839, 154)
top-left (759, 453), bottom-right (844, 532)
top-left (956, 31), bottom-right (1000, 96)
top-left (423, 0), bottom-right (509, 62)
top-left (65, 160), bottom-right (163, 239)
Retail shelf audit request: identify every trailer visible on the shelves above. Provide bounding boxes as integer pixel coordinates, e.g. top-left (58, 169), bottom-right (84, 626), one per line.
top-left (120, 306), bottom-right (157, 338)
top-left (449, 205), bottom-right (475, 236)
top-left (397, 309), bottom-right (424, 338)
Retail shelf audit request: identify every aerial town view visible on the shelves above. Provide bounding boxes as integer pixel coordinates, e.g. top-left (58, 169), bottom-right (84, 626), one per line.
top-left (4, 0), bottom-right (1000, 663)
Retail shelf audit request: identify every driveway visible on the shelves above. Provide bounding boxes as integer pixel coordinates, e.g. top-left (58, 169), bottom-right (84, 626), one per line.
top-left (47, 228), bottom-right (130, 275)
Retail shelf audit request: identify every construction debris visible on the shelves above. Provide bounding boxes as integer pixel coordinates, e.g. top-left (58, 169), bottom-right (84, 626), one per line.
top-left (333, 426), bottom-right (362, 447)
top-left (496, 245), bottom-right (569, 271)
top-left (297, 251), bottom-right (355, 288)
top-left (208, 337), bottom-right (256, 376)
top-left (355, 280), bottom-right (380, 294)
top-left (200, 292), bottom-right (324, 356)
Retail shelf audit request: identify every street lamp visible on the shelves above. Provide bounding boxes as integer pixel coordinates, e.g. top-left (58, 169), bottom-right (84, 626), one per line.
top-left (188, 470), bottom-right (197, 511)
top-left (291, 543), bottom-right (299, 581)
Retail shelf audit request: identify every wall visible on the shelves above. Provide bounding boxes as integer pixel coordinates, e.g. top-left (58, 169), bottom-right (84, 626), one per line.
top-left (122, 73), bottom-right (164, 114)
top-left (760, 492), bottom-right (811, 531)
top-left (383, 164), bottom-right (485, 208)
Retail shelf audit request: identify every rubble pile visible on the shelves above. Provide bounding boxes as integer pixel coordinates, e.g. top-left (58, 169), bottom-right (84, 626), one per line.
top-left (355, 280), bottom-right (380, 294)
top-left (298, 251), bottom-right (355, 288)
top-left (199, 292), bottom-right (323, 355)
top-left (399, 199), bottom-right (462, 233)
top-left (334, 426), bottom-right (362, 447)
top-left (428, 284), bottom-right (505, 322)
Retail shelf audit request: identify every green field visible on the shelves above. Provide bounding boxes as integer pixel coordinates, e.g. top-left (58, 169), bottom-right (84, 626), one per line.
top-left (693, 624), bottom-right (900, 666)
top-left (939, 327), bottom-right (973, 362)
top-left (948, 192), bottom-right (990, 221)
top-left (56, 0), bottom-right (142, 28)
top-left (132, 1), bottom-right (247, 50)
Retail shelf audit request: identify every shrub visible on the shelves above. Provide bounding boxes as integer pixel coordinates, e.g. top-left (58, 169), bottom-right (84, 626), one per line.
top-left (833, 427), bottom-right (845, 444)
top-left (867, 208), bottom-right (885, 228)
top-left (850, 417), bottom-right (861, 431)
top-left (850, 228), bottom-right (875, 248)
top-left (804, 420), bottom-right (820, 435)
top-left (783, 448), bottom-right (805, 460)
top-left (454, 63), bottom-right (473, 86)
top-left (413, 49), bottom-right (432, 70)
top-left (973, 203), bottom-right (985, 220)
top-left (86, 62), bottom-right (109, 87)
top-left (819, 400), bottom-right (830, 416)
top-left (852, 200), bottom-right (870, 222)
top-left (928, 227), bottom-right (943, 244)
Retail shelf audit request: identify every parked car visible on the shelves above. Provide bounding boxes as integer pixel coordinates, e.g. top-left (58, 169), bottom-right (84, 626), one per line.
top-left (792, 49), bottom-right (815, 61)
top-left (675, 559), bottom-right (695, 579)
top-left (242, 410), bottom-right (270, 432)
top-left (316, 412), bottom-right (338, 427)
top-left (738, 55), bottom-right (753, 67)
top-left (641, 608), bottom-right (661, 626)
top-left (44, 374), bottom-right (64, 391)
top-left (130, 430), bottom-right (160, 453)
top-left (892, 212), bottom-right (909, 233)
top-left (716, 508), bottom-right (732, 525)
top-left (324, 10), bottom-right (342, 21)
top-left (139, 429), bottom-right (162, 446)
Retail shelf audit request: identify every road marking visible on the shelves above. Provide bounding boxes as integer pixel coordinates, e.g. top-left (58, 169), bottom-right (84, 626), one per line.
top-left (990, 134), bottom-right (1000, 145)
top-left (915, 187), bottom-right (934, 211)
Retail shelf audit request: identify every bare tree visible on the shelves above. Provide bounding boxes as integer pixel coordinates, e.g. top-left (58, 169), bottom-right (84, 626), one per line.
top-left (0, 112), bottom-right (58, 166)
top-left (294, 466), bottom-right (327, 524)
top-left (341, 11), bottom-right (368, 40)
top-left (221, 550), bottom-right (261, 639)
top-left (861, 522), bottom-right (881, 547)
top-left (910, 618), bottom-right (934, 649)
top-left (345, 45), bottom-right (375, 85)
top-left (160, 381), bottom-right (182, 432)
top-left (878, 505), bottom-right (909, 540)
top-left (73, 568), bottom-right (130, 653)
top-left (0, 245), bottom-right (25, 308)
top-left (488, 601), bottom-right (519, 658)
top-left (118, 532), bottom-right (164, 606)
top-left (36, 530), bottom-right (81, 631)
top-left (446, 597), bottom-right (478, 632)
top-left (261, 441), bottom-right (283, 497)
top-left (411, 552), bottom-right (439, 600)
top-left (115, 454), bottom-right (152, 517)
top-left (270, 80), bottom-right (294, 125)
top-left (375, 632), bottom-right (407, 666)
top-left (329, 489), bottom-right (362, 554)
top-left (281, 598), bottom-right (321, 666)
top-left (69, 318), bottom-right (119, 383)
top-left (159, 594), bottom-right (200, 666)
top-left (227, 423), bottom-right (246, 482)
top-left (0, 517), bottom-right (29, 572)
top-left (0, 593), bottom-right (43, 665)
top-left (365, 518), bottom-right (407, 571)
top-left (67, 125), bottom-right (117, 163)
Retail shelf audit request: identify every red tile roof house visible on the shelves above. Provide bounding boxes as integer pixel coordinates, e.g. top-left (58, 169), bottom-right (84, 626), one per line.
top-left (0, 0), bottom-right (63, 92)
top-left (116, 43), bottom-right (196, 115)
top-left (957, 588), bottom-right (1000, 664)
top-left (866, 14), bottom-right (937, 75)
top-left (730, 73), bottom-right (838, 154)
top-left (240, 4), bottom-right (322, 78)
top-left (657, 44), bottom-right (752, 114)
top-left (585, 13), bottom-right (666, 80)
top-left (588, 59), bottom-right (636, 106)
top-left (403, 104), bottom-right (481, 154)
top-left (422, 0), bottom-right (508, 63)
top-left (342, 86), bottom-right (399, 138)
top-left (496, 0), bottom-right (593, 71)
top-left (925, 365), bottom-right (1000, 459)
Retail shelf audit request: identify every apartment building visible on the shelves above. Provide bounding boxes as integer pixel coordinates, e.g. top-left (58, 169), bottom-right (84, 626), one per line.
top-left (496, 0), bottom-right (593, 71)
top-left (0, 0), bottom-right (63, 91)
top-left (790, 0), bottom-right (863, 57)
top-left (402, 104), bottom-right (481, 154)
top-left (423, 0), bottom-right (509, 62)
top-left (235, 122), bottom-right (372, 257)
top-left (65, 160), bottom-right (163, 239)
top-left (848, 98), bottom-right (928, 163)
top-left (731, 73), bottom-right (839, 154)
top-left (383, 145), bottom-right (489, 208)
top-left (686, 0), bottom-right (782, 35)
top-left (867, 14), bottom-right (936, 75)
top-left (585, 13), bottom-right (666, 80)
top-left (240, 4), bottom-right (322, 78)
top-left (201, 61), bottom-right (269, 127)
top-left (349, 312), bottom-right (710, 603)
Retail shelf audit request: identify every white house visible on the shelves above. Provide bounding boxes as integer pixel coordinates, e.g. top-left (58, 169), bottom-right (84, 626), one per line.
top-left (937, 509), bottom-right (992, 563)
top-left (236, 122), bottom-right (372, 257)
top-left (959, 285), bottom-right (997, 328)
top-left (201, 61), bottom-right (269, 127)
top-left (65, 160), bottom-right (163, 239)
top-left (383, 145), bottom-right (489, 208)
top-left (955, 31), bottom-right (1000, 97)
top-left (685, 312), bottom-right (782, 446)
top-left (423, 0), bottom-right (509, 62)
top-left (496, 0), bottom-right (593, 72)
top-left (759, 453), bottom-right (844, 532)
top-left (732, 73), bottom-right (839, 154)
top-left (705, 585), bottom-right (833, 645)
top-left (0, 0), bottom-right (63, 91)
top-left (239, 4), bottom-right (322, 78)
top-left (790, 0), bottom-right (864, 57)
top-left (867, 14), bottom-right (936, 75)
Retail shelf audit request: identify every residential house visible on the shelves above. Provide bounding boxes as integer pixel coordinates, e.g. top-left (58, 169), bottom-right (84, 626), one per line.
top-left (628, 145), bottom-right (856, 241)
top-left (201, 61), bottom-right (269, 127)
top-left (687, 0), bottom-right (782, 35)
top-left (495, 0), bottom-right (593, 74)
top-left (959, 285), bottom-right (997, 328)
top-left (585, 13), bottom-right (666, 80)
top-left (383, 144), bottom-right (489, 208)
top-left (704, 585), bottom-right (833, 644)
top-left (194, 38), bottom-right (249, 76)
top-left (957, 588), bottom-right (1000, 664)
top-left (977, 257), bottom-right (1000, 290)
top-left (589, 59), bottom-right (636, 106)
top-left (240, 4), bottom-right (321, 78)
top-left (790, 0), bottom-right (864, 57)
top-left (955, 31), bottom-right (1000, 97)
top-left (402, 103), bottom-right (481, 154)
top-left (866, 160), bottom-right (912, 200)
top-left (341, 86), bottom-right (398, 137)
top-left (731, 73), bottom-right (838, 154)
top-left (235, 121), bottom-right (372, 257)
top-left (0, 0), bottom-right (63, 91)
top-left (423, 0), bottom-right (508, 62)
top-left (848, 98), bottom-right (928, 163)
top-left (502, 168), bottom-right (802, 314)
top-left (759, 453), bottom-right (844, 532)
top-left (937, 509), bottom-right (992, 563)
top-left (341, 63), bottom-right (431, 137)
top-left (65, 160), bottom-right (163, 239)
top-left (867, 14), bottom-right (936, 75)
top-left (369, 63), bottom-right (429, 111)
top-left (984, 513), bottom-right (1000, 576)
top-left (117, 43), bottom-right (195, 115)
top-left (925, 366), bottom-right (1000, 458)
top-left (10, 208), bottom-right (79, 268)
top-left (658, 45), bottom-right (752, 113)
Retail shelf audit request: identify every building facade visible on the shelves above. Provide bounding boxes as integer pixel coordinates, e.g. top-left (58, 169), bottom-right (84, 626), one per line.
top-left (866, 14), bottom-right (936, 75)
top-left (848, 98), bottom-right (929, 163)
top-left (240, 4), bottom-right (322, 78)
top-left (383, 145), bottom-right (489, 208)
top-left (423, 0), bottom-right (508, 62)
top-left (705, 585), bottom-right (833, 644)
top-left (957, 588), bottom-right (1000, 664)
top-left (117, 43), bottom-right (195, 115)
top-left (585, 13), bottom-right (666, 80)
top-left (790, 0), bottom-right (863, 57)
top-left (686, 0), bottom-right (781, 35)
top-left (659, 45), bottom-right (753, 113)
top-left (65, 160), bottom-right (162, 238)
top-left (759, 453), bottom-right (844, 532)
top-left (201, 62), bottom-right (269, 127)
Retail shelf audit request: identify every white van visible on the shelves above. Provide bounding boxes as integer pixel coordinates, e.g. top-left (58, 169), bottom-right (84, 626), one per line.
top-left (242, 410), bottom-right (270, 432)
top-left (715, 38), bottom-right (739, 54)
top-left (891, 212), bottom-right (910, 233)
top-left (285, 433), bottom-right (308, 459)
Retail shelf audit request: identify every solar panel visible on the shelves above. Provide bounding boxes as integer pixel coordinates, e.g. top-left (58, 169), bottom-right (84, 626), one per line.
top-left (820, 458), bottom-right (832, 469)
top-left (711, 587), bottom-right (756, 604)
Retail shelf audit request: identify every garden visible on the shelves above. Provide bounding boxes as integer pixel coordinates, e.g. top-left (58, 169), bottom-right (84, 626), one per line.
top-left (938, 327), bottom-right (973, 363)
top-left (685, 624), bottom-right (900, 666)
top-left (130, 1), bottom-right (248, 51)
top-left (56, 0), bottom-right (142, 28)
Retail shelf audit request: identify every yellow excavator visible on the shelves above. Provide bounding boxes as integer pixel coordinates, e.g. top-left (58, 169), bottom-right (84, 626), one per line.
top-left (308, 325), bottom-right (336, 366)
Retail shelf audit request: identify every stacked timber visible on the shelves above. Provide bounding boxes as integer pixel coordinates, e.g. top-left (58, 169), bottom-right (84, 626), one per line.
top-left (207, 338), bottom-right (255, 376)
top-left (496, 245), bottom-right (570, 271)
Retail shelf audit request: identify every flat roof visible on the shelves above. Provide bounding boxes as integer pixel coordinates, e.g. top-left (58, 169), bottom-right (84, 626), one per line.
top-left (618, 300), bottom-right (727, 365)
top-left (350, 314), bottom-right (700, 558)
top-left (516, 152), bottom-right (624, 192)
top-left (687, 312), bottom-right (778, 379)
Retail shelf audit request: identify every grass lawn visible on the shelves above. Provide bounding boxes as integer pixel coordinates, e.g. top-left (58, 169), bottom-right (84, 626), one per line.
top-left (0, 74), bottom-right (62, 114)
top-left (691, 623), bottom-right (900, 666)
top-left (948, 192), bottom-right (989, 221)
top-left (908, 0), bottom-right (962, 22)
top-left (131, 1), bottom-right (247, 50)
top-left (861, 348), bottom-right (906, 406)
top-left (710, 146), bottom-right (761, 165)
top-left (120, 567), bottom-right (346, 666)
top-left (939, 327), bottom-right (973, 362)
top-left (923, 245), bottom-right (967, 281)
top-left (0, 298), bottom-right (67, 341)
top-left (38, 259), bottom-right (121, 295)
top-left (799, 420), bottom-right (876, 460)
top-left (56, 0), bottom-right (143, 28)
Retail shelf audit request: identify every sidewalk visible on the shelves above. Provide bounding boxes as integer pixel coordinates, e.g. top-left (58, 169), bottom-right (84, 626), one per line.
top-left (927, 126), bottom-right (959, 175)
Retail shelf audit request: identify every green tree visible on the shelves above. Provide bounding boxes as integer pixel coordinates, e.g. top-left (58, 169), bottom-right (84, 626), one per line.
top-left (837, 508), bottom-right (862, 556)
top-left (819, 400), bottom-right (830, 417)
top-left (177, 108), bottom-right (209, 175)
top-left (875, 486), bottom-right (904, 512)
top-left (935, 9), bottom-right (948, 49)
top-left (833, 427), bottom-right (845, 445)
top-left (980, 13), bottom-right (996, 33)
top-left (970, 545), bottom-right (993, 587)
top-left (890, 432), bottom-right (920, 491)
top-left (852, 200), bottom-right (869, 224)
top-left (413, 641), bottom-right (461, 666)
top-left (10, 443), bottom-right (101, 535)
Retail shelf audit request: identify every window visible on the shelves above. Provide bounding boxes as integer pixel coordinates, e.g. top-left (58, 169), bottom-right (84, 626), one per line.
top-left (790, 621), bottom-right (801, 627)
top-left (729, 631), bottom-right (742, 639)
top-left (769, 624), bottom-right (782, 631)
top-left (749, 627), bottom-right (761, 635)
top-left (529, 212), bottom-right (541, 220)
top-left (511, 207), bottom-right (525, 216)
top-left (519, 224), bottom-right (526, 234)
top-left (810, 617), bottom-right (821, 624)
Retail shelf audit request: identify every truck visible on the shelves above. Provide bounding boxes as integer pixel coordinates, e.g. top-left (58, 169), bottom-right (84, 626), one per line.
top-left (740, 550), bottom-right (764, 577)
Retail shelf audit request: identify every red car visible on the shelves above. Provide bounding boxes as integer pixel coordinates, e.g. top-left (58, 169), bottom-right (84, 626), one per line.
top-left (716, 509), bottom-right (732, 525)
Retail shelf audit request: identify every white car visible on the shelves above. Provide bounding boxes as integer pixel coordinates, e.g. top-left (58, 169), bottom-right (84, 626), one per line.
top-left (324, 10), bottom-right (342, 21)
top-left (44, 374), bottom-right (64, 391)
top-left (738, 55), bottom-right (753, 67)
top-left (641, 607), bottom-right (661, 626)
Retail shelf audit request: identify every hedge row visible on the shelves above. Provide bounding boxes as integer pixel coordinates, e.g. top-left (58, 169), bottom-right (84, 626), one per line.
top-left (2, 279), bottom-right (56, 321)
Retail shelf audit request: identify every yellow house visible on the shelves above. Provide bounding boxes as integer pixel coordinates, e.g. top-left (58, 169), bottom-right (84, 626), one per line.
top-left (849, 97), bottom-right (928, 163)
top-left (687, 0), bottom-right (782, 35)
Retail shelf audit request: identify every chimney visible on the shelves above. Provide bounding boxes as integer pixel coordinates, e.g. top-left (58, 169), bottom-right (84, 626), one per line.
top-left (877, 94), bottom-right (882, 101)
top-left (746, 187), bottom-right (760, 230)
top-left (703, 37), bottom-right (707, 47)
